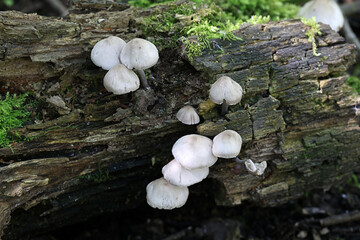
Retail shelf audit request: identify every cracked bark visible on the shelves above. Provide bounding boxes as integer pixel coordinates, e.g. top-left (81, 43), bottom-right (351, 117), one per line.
top-left (0, 2), bottom-right (359, 239)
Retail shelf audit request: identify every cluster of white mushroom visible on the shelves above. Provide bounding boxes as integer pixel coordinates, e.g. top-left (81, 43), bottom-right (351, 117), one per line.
top-left (174, 75), bottom-right (244, 126)
top-left (89, 35), bottom-right (269, 210)
top-left (298, 0), bottom-right (344, 32)
top-left (91, 36), bottom-right (159, 94)
top-left (146, 130), bottom-right (243, 210)
top-left (147, 75), bottom-right (268, 209)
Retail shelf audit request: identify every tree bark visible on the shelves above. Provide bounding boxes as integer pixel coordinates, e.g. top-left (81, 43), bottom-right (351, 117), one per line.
top-left (0, 1), bottom-right (359, 238)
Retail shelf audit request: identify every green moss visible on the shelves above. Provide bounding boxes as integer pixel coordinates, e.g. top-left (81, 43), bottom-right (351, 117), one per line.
top-left (182, 18), bottom-right (242, 60)
top-left (247, 15), bottom-right (270, 25)
top-left (301, 17), bottom-right (322, 57)
top-left (139, 0), bottom-right (300, 60)
top-left (346, 76), bottom-right (360, 93)
top-left (347, 174), bottom-right (360, 188)
top-left (129, 0), bottom-right (171, 8)
top-left (79, 162), bottom-right (113, 183)
top-left (141, 3), bottom-right (242, 60)
top-left (2, 0), bottom-right (14, 7)
top-left (192, 0), bottom-right (299, 21)
top-left (0, 92), bottom-right (37, 149)
top-left (346, 64), bottom-right (360, 93)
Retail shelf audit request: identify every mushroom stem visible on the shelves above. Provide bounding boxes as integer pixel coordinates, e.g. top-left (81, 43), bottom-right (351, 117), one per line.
top-left (235, 157), bottom-right (245, 164)
top-left (137, 69), bottom-right (151, 90)
top-left (221, 101), bottom-right (229, 115)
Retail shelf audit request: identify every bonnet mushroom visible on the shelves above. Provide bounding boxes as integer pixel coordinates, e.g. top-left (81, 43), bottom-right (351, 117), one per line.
top-left (176, 105), bottom-right (200, 125)
top-left (103, 64), bottom-right (140, 95)
top-left (162, 159), bottom-right (209, 187)
top-left (120, 38), bottom-right (159, 90)
top-left (244, 159), bottom-right (267, 176)
top-left (146, 177), bottom-right (189, 210)
top-left (209, 76), bottom-right (243, 115)
top-left (91, 36), bottom-right (126, 70)
top-left (172, 134), bottom-right (217, 169)
top-left (298, 0), bottom-right (344, 32)
top-left (212, 130), bottom-right (242, 158)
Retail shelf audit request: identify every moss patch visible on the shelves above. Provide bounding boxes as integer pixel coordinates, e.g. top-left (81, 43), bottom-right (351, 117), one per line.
top-left (0, 92), bottom-right (37, 149)
top-left (301, 17), bottom-right (322, 57)
top-left (137, 0), bottom-right (300, 61)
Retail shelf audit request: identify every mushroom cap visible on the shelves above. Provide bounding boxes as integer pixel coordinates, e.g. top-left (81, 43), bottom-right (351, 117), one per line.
top-left (146, 177), bottom-right (189, 210)
top-left (103, 64), bottom-right (140, 95)
top-left (255, 161), bottom-right (267, 175)
top-left (212, 130), bottom-right (242, 158)
top-left (120, 38), bottom-right (159, 70)
top-left (244, 159), bottom-right (257, 173)
top-left (298, 0), bottom-right (344, 32)
top-left (209, 76), bottom-right (243, 105)
top-left (245, 159), bottom-right (267, 176)
top-left (162, 159), bottom-right (209, 187)
top-left (91, 36), bottom-right (126, 70)
top-left (176, 105), bottom-right (200, 125)
top-left (172, 134), bottom-right (217, 169)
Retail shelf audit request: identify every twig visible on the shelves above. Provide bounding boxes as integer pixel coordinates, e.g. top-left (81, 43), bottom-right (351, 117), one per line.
top-left (320, 210), bottom-right (360, 226)
top-left (343, 18), bottom-right (360, 51)
top-left (45, 0), bottom-right (69, 17)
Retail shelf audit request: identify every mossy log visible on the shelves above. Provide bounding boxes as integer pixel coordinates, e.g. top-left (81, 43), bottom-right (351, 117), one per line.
top-left (0, 1), bottom-right (359, 238)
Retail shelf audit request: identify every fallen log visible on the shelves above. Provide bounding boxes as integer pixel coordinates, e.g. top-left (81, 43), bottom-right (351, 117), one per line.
top-left (0, 1), bottom-right (359, 238)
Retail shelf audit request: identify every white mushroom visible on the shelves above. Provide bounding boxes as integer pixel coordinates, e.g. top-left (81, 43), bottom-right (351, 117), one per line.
top-left (244, 159), bottom-right (257, 173)
top-left (146, 177), bottom-right (189, 210)
top-left (91, 36), bottom-right (126, 70)
top-left (212, 130), bottom-right (242, 158)
top-left (176, 105), bottom-right (200, 125)
top-left (244, 159), bottom-right (267, 176)
top-left (298, 0), bottom-right (344, 32)
top-left (172, 134), bottom-right (217, 169)
top-left (209, 76), bottom-right (243, 115)
top-left (255, 161), bottom-right (267, 175)
top-left (162, 159), bottom-right (209, 187)
top-left (120, 38), bottom-right (159, 90)
top-left (103, 64), bottom-right (140, 95)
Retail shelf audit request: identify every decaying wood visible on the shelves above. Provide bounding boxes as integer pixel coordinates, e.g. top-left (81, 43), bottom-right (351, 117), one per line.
top-left (0, 1), bottom-right (359, 238)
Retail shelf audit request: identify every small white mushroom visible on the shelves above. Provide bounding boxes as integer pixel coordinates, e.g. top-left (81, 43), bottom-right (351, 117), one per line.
top-left (162, 159), bottom-right (209, 187)
top-left (146, 177), bottom-right (189, 210)
top-left (244, 159), bottom-right (267, 176)
top-left (298, 0), bottom-right (344, 32)
top-left (212, 130), bottom-right (242, 158)
top-left (120, 38), bottom-right (159, 90)
top-left (255, 161), bottom-right (267, 175)
top-left (244, 159), bottom-right (257, 173)
top-left (209, 76), bottom-right (243, 115)
top-left (172, 134), bottom-right (217, 169)
top-left (91, 36), bottom-right (126, 70)
top-left (176, 105), bottom-right (200, 125)
top-left (103, 64), bottom-right (140, 95)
